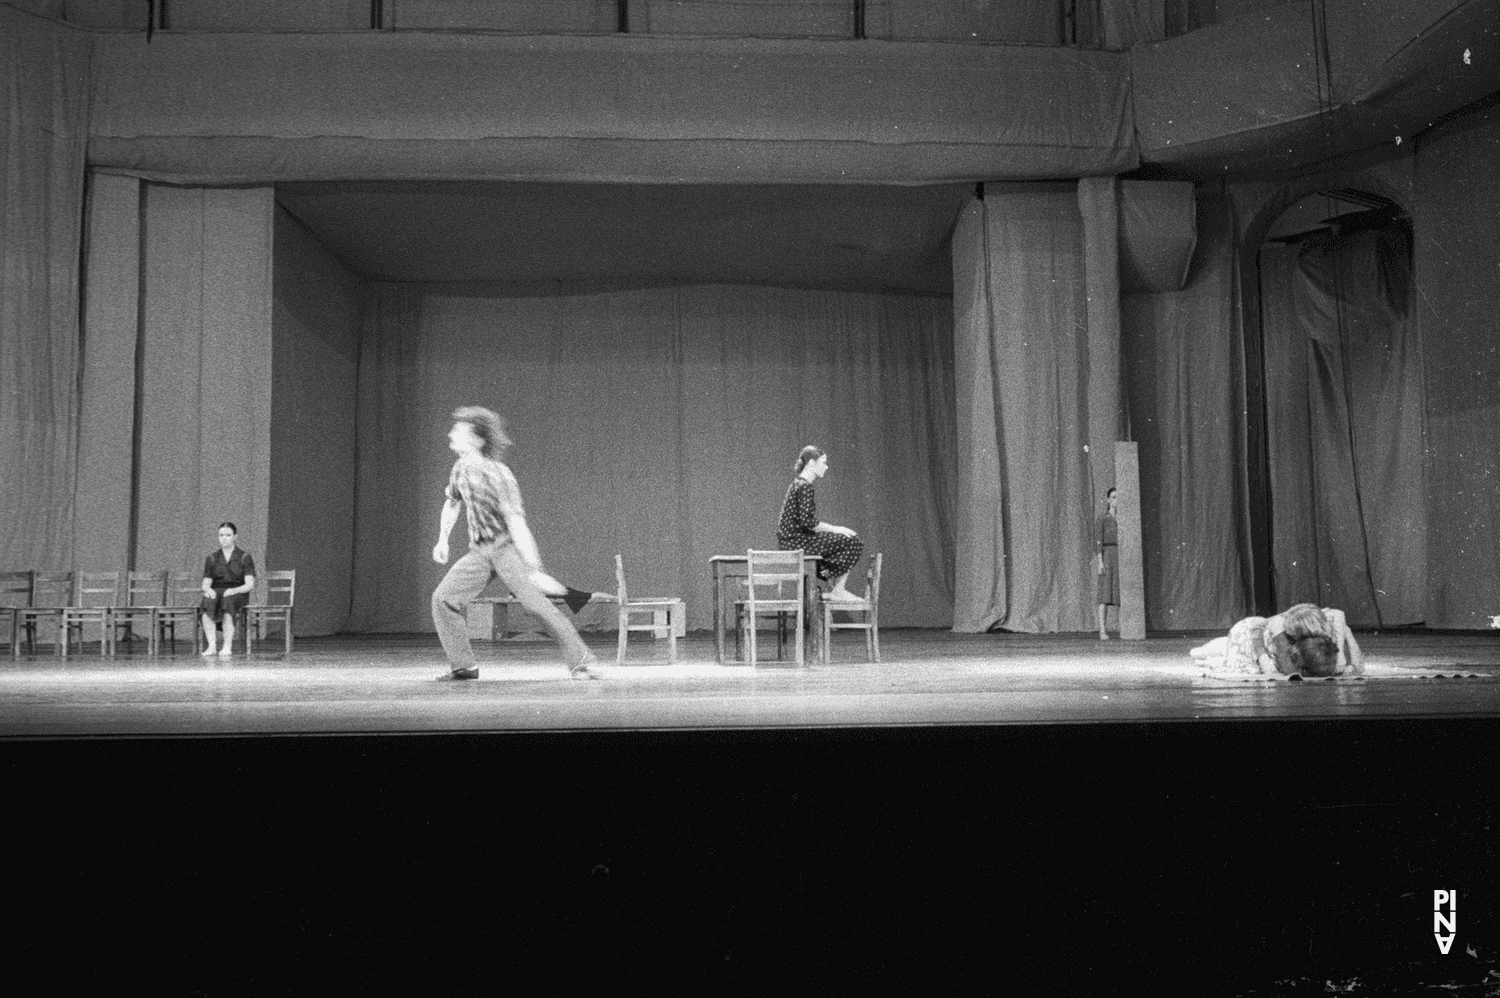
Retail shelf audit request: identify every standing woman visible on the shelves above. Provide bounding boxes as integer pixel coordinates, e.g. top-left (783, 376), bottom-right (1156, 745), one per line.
top-left (200, 521), bottom-right (257, 657)
top-left (777, 445), bottom-right (864, 602)
top-left (1096, 487), bottom-right (1119, 640)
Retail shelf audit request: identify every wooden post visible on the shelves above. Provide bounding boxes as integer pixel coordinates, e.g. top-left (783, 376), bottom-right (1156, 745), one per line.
top-left (1115, 442), bottom-right (1147, 639)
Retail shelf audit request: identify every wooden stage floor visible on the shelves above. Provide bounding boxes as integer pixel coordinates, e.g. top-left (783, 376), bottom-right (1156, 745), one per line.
top-left (4, 628), bottom-right (1499, 737)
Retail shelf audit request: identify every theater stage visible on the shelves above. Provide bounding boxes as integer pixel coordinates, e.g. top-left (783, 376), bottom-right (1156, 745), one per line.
top-left (3, 629), bottom-right (1498, 738)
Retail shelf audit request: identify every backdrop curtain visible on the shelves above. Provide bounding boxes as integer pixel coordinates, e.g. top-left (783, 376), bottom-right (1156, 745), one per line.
top-left (1, 7), bottom-right (91, 572)
top-left (1121, 186), bottom-right (1251, 630)
top-left (133, 185), bottom-right (275, 574)
top-left (1260, 226), bottom-right (1426, 627)
top-left (346, 282), bottom-right (956, 634)
top-left (951, 189), bottom-right (1095, 634)
top-left (1413, 105), bottom-right (1500, 628)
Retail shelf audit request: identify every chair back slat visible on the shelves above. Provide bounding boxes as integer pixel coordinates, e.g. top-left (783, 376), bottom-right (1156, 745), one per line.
top-left (746, 549), bottom-right (804, 601)
top-left (74, 571), bottom-right (122, 608)
top-left (0, 570), bottom-right (32, 608)
top-left (31, 572), bottom-right (73, 607)
top-left (868, 553), bottom-right (882, 606)
top-left (127, 570), bottom-right (169, 606)
top-left (259, 570), bottom-right (296, 606)
top-left (614, 555), bottom-right (628, 605)
top-left (169, 571), bottom-right (204, 606)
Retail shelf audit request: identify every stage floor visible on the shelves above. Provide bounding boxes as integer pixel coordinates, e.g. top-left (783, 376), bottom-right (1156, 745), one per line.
top-left (4, 628), bottom-right (1499, 737)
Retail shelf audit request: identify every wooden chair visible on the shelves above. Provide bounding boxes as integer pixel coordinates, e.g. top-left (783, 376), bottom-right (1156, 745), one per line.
top-left (614, 555), bottom-right (686, 665)
top-left (15, 571), bottom-right (72, 658)
top-left (156, 571), bottom-right (207, 655)
top-left (818, 552), bottom-right (881, 664)
top-left (737, 549), bottom-right (806, 667)
top-left (112, 570), bottom-right (166, 657)
top-left (61, 571), bottom-right (122, 657)
top-left (1, 570), bottom-right (32, 657)
top-left (245, 570), bottom-right (296, 655)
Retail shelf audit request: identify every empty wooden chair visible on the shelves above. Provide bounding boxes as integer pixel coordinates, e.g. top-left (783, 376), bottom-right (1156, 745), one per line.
top-left (1, 570), bottom-right (32, 657)
top-left (15, 571), bottom-right (72, 658)
top-left (614, 555), bottom-right (686, 665)
top-left (112, 570), bottom-right (166, 657)
top-left (61, 571), bottom-right (122, 657)
top-left (737, 549), bottom-right (806, 667)
top-left (156, 571), bottom-right (207, 654)
top-left (818, 552), bottom-right (881, 665)
top-left (245, 570), bottom-right (296, 655)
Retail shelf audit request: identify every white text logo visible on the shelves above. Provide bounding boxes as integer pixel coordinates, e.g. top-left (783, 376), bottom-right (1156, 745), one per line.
top-left (1434, 890), bottom-right (1457, 954)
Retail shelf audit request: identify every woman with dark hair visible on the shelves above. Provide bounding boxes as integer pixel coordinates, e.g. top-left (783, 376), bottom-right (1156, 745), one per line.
top-left (777, 445), bottom-right (864, 602)
top-left (1192, 602), bottom-right (1363, 677)
top-left (200, 521), bottom-right (257, 657)
top-left (1096, 487), bottom-right (1119, 640)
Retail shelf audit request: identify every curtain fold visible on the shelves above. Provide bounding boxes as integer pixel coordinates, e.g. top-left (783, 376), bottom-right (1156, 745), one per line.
top-left (1121, 187), bottom-right (1250, 630)
top-left (134, 185), bottom-right (275, 574)
top-left (1, 7), bottom-right (91, 572)
top-left (346, 282), bottom-right (955, 634)
top-left (951, 190), bottom-right (1095, 634)
top-left (1263, 225), bottom-right (1426, 626)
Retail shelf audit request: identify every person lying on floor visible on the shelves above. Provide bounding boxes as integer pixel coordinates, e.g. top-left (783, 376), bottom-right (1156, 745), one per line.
top-left (1191, 603), bottom-right (1364, 677)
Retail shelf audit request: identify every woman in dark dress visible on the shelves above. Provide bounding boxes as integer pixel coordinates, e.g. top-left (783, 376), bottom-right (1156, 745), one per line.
top-left (777, 446), bottom-right (864, 602)
top-left (200, 521), bottom-right (257, 657)
top-left (1096, 487), bottom-right (1119, 640)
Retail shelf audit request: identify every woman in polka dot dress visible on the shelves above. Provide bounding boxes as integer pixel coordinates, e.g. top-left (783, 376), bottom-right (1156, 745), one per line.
top-left (777, 445), bottom-right (865, 602)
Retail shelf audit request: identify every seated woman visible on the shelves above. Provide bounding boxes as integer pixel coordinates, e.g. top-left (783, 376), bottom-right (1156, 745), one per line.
top-left (777, 446), bottom-right (865, 602)
top-left (200, 521), bottom-right (257, 657)
top-left (1191, 603), bottom-right (1363, 677)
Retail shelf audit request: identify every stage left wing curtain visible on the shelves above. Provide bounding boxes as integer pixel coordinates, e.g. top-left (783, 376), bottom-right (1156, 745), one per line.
top-left (0, 8), bottom-right (91, 572)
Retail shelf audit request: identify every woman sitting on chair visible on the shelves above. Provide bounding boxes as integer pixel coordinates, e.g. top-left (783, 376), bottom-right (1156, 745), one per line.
top-left (1192, 602), bottom-right (1363, 677)
top-left (200, 521), bottom-right (257, 657)
top-left (777, 445), bottom-right (864, 603)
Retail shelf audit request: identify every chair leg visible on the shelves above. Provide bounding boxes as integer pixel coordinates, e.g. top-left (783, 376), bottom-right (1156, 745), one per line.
top-left (667, 605), bottom-right (677, 664)
top-left (821, 605), bottom-right (831, 665)
top-left (794, 605), bottom-right (804, 667)
top-left (747, 608), bottom-right (757, 666)
top-left (872, 620), bottom-right (880, 663)
top-left (284, 610), bottom-right (293, 655)
top-left (617, 611), bottom-right (628, 665)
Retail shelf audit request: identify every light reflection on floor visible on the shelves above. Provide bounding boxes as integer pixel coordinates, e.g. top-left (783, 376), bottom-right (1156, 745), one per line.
top-left (2, 629), bottom-right (1497, 736)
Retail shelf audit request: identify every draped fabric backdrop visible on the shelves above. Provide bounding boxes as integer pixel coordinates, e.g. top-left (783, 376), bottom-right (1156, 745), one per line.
top-left (132, 186), bottom-right (275, 574)
top-left (1, 8), bottom-right (90, 572)
top-left (1121, 186), bottom-right (1251, 630)
top-left (951, 189), bottom-right (1096, 633)
top-left (336, 282), bottom-right (957, 634)
top-left (1412, 106), bottom-right (1500, 629)
top-left (1259, 226), bottom-right (1426, 627)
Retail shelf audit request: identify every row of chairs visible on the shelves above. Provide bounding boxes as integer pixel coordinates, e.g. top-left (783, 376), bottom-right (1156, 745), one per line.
top-left (1, 569), bottom-right (296, 658)
top-left (614, 549), bottom-right (881, 667)
top-left (737, 549), bottom-right (882, 667)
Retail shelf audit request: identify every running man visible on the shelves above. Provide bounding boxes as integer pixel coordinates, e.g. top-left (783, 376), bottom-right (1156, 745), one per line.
top-left (430, 406), bottom-right (604, 680)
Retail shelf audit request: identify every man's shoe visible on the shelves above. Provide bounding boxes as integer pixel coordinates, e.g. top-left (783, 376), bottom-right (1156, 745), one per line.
top-left (439, 667), bottom-right (479, 681)
top-left (570, 657), bottom-right (605, 680)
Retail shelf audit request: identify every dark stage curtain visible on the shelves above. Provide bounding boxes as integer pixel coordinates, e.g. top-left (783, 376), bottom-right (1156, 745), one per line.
top-left (1121, 187), bottom-right (1252, 631)
top-left (1413, 105), bottom-right (1500, 629)
top-left (342, 282), bottom-right (957, 634)
top-left (0, 7), bottom-right (90, 573)
top-left (1261, 225), bottom-right (1426, 627)
top-left (952, 190), bottom-right (1096, 634)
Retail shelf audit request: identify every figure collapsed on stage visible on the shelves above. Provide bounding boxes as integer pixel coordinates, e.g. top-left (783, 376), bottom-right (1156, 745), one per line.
top-left (430, 406), bottom-right (604, 680)
top-left (1190, 602), bottom-right (1364, 678)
